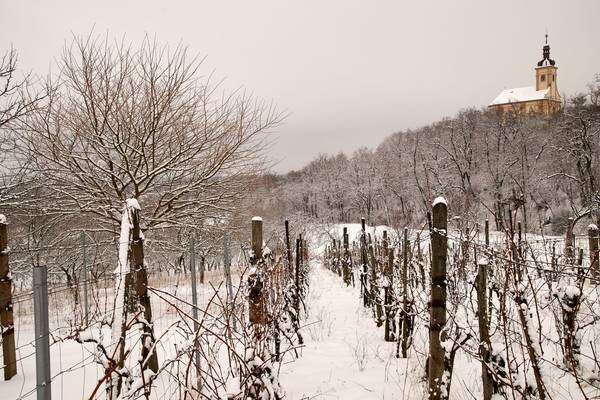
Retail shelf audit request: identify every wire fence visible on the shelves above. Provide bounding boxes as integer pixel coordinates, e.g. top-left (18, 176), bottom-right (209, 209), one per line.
top-left (3, 261), bottom-right (245, 400)
top-left (322, 210), bottom-right (600, 400)
top-left (0, 208), bottom-right (309, 400)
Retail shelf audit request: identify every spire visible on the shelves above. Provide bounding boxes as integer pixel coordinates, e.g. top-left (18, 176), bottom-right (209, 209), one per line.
top-left (537, 34), bottom-right (555, 67)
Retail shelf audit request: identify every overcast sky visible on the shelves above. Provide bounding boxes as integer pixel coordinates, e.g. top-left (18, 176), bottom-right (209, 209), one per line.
top-left (2, 1), bottom-right (599, 172)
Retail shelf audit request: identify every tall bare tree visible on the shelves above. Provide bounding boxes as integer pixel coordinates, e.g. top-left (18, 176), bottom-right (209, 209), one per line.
top-left (16, 35), bottom-right (281, 234)
top-left (0, 46), bottom-right (43, 209)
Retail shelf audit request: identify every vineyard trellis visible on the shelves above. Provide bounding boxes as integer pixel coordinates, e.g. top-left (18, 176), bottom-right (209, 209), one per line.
top-left (323, 196), bottom-right (600, 400)
top-left (0, 201), bottom-right (310, 400)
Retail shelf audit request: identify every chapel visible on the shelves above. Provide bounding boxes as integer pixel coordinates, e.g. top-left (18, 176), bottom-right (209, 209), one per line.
top-left (488, 35), bottom-right (561, 114)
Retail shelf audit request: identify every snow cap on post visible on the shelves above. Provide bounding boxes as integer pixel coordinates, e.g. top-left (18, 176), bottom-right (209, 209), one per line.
top-left (0, 214), bottom-right (6, 224)
top-left (126, 198), bottom-right (141, 211)
top-left (252, 216), bottom-right (263, 222)
top-left (432, 196), bottom-right (447, 207)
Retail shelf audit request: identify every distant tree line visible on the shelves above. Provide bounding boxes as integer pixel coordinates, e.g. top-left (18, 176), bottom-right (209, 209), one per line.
top-left (259, 75), bottom-right (600, 235)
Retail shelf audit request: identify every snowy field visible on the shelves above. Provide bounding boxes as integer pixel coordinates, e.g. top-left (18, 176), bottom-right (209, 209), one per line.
top-left (3, 222), bottom-right (600, 399)
top-left (304, 223), bottom-right (600, 399)
top-left (3, 269), bottom-right (244, 400)
top-left (281, 261), bottom-right (425, 399)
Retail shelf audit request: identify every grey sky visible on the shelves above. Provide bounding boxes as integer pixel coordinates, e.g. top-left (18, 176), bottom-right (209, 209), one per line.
top-left (2, 0), bottom-right (599, 172)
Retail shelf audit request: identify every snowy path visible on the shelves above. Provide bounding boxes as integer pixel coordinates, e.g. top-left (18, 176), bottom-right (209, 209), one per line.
top-left (280, 263), bottom-right (425, 400)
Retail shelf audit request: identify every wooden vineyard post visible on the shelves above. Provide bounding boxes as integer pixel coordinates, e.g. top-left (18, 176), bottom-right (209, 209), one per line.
top-left (342, 227), bottom-right (352, 286)
top-left (295, 238), bottom-right (301, 320)
top-left (299, 233), bottom-right (304, 270)
top-left (332, 239), bottom-right (340, 276)
top-left (302, 234), bottom-right (308, 263)
top-left (368, 242), bottom-right (383, 326)
top-left (383, 231), bottom-right (392, 342)
top-left (565, 217), bottom-right (575, 263)
top-left (416, 232), bottom-right (426, 290)
top-left (336, 239), bottom-right (341, 277)
top-left (111, 201), bottom-right (135, 398)
top-left (485, 220), bottom-right (494, 331)
top-left (130, 206), bottom-right (159, 374)
top-left (589, 224), bottom-right (599, 284)
top-left (401, 227), bottom-right (409, 358)
top-left (477, 225), bottom-right (493, 400)
top-left (428, 197), bottom-right (448, 400)
top-left (300, 233), bottom-right (306, 290)
top-left (285, 220), bottom-right (293, 279)
top-left (551, 241), bottom-right (557, 282)
top-left (0, 215), bottom-right (16, 380)
top-left (249, 217), bottom-right (266, 326)
top-left (577, 248), bottom-right (584, 283)
top-left (360, 218), bottom-right (370, 307)
top-left (516, 221), bottom-right (523, 281)
top-left (199, 253), bottom-right (205, 284)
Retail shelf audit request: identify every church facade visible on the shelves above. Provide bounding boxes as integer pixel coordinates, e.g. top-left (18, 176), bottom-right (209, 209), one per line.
top-left (488, 37), bottom-right (561, 115)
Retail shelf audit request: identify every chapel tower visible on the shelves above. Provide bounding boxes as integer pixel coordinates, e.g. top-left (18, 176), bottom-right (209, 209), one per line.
top-left (535, 34), bottom-right (559, 100)
top-left (488, 35), bottom-right (561, 114)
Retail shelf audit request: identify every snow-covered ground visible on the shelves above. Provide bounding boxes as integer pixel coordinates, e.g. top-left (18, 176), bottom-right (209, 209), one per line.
top-left (2, 269), bottom-right (242, 400)
top-left (295, 223), bottom-right (600, 400)
top-left (4, 222), bottom-right (600, 399)
top-left (280, 261), bottom-right (425, 399)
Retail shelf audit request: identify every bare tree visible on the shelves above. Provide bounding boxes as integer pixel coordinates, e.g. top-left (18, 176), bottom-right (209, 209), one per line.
top-left (434, 109), bottom-right (479, 215)
top-left (16, 35), bottom-right (281, 235)
top-left (0, 46), bottom-right (44, 210)
top-left (0, 47), bottom-right (41, 129)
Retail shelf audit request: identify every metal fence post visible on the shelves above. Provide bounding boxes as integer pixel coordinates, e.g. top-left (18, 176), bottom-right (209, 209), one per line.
top-left (189, 236), bottom-right (202, 391)
top-left (33, 264), bottom-right (51, 400)
top-left (81, 232), bottom-right (89, 326)
top-left (223, 232), bottom-right (236, 332)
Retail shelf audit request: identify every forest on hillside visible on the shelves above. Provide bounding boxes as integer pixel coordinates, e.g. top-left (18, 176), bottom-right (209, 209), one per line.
top-left (255, 75), bottom-right (600, 235)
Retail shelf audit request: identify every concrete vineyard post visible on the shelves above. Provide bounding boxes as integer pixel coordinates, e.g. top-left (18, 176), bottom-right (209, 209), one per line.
top-left (33, 265), bottom-right (51, 400)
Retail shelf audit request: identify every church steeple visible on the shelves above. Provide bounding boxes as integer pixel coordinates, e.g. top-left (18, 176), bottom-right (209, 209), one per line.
top-left (537, 34), bottom-right (556, 67)
top-left (535, 34), bottom-right (559, 101)
top-left (489, 34), bottom-right (561, 115)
